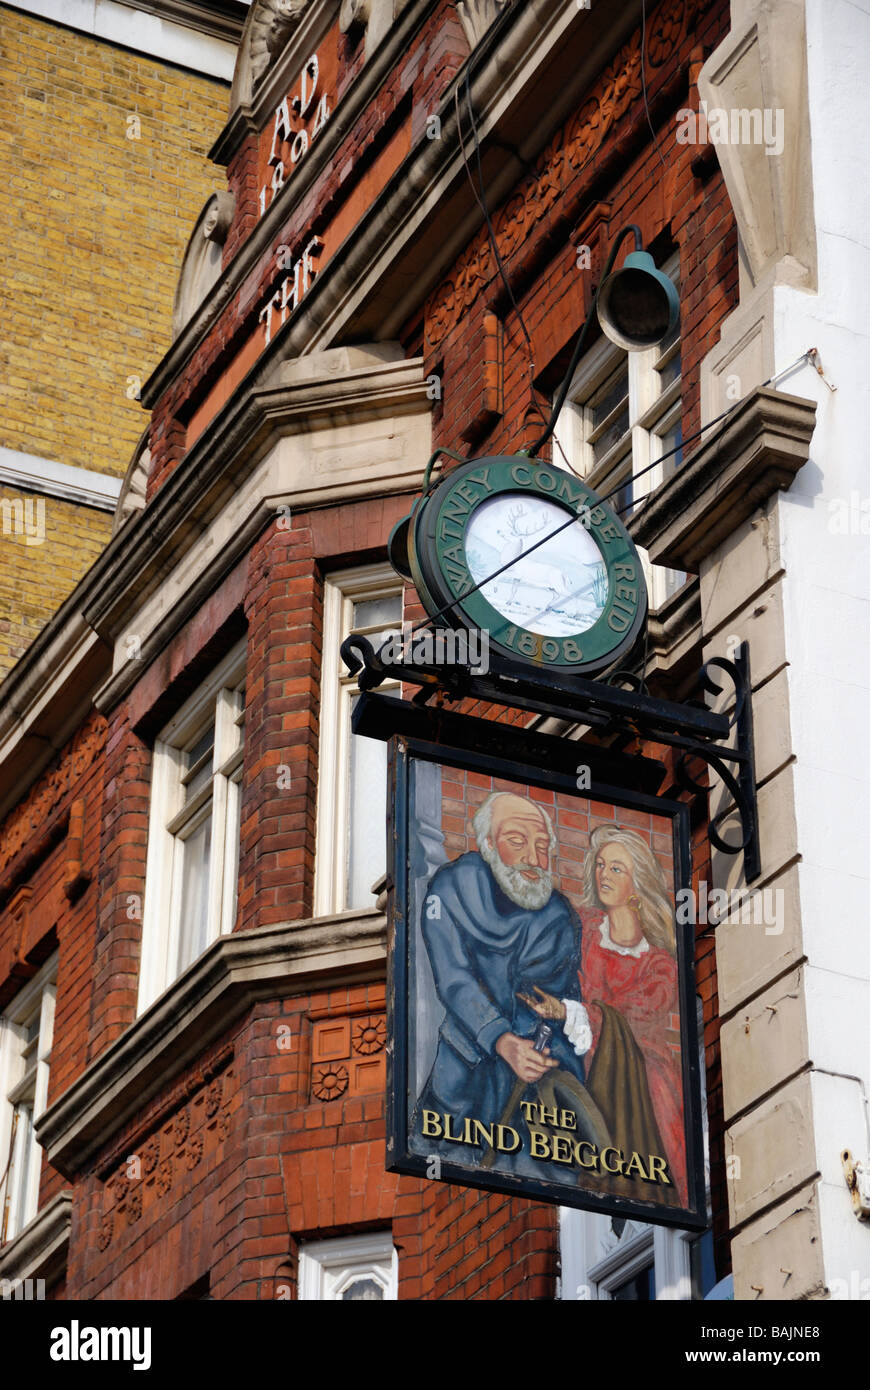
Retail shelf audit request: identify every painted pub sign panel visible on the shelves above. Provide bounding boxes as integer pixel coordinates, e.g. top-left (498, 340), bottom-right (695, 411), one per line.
top-left (387, 738), bottom-right (707, 1229)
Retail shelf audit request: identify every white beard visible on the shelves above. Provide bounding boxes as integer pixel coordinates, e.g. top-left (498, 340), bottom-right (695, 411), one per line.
top-left (480, 840), bottom-right (553, 910)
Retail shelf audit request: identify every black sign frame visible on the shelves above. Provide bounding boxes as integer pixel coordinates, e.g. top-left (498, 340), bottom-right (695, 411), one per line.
top-left (382, 708), bottom-right (708, 1231)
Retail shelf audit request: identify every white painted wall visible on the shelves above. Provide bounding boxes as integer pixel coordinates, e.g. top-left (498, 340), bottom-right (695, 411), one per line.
top-left (773, 0), bottom-right (870, 1291)
top-left (3, 0), bottom-right (241, 79)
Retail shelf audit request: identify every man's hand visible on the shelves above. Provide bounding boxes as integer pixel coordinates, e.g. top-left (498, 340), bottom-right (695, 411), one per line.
top-left (495, 1032), bottom-right (559, 1083)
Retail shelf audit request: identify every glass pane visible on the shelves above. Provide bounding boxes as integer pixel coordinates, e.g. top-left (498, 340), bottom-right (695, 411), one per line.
top-left (589, 364), bottom-right (629, 429)
top-left (10, 1103), bottom-right (34, 1238)
top-left (347, 693), bottom-right (393, 909)
top-left (177, 815), bottom-right (212, 974)
top-left (657, 349), bottom-right (681, 391)
top-left (341, 1278), bottom-right (384, 1301)
top-left (601, 468), bottom-right (635, 520)
top-left (610, 1263), bottom-right (656, 1301)
top-left (184, 723), bottom-right (214, 799)
top-left (352, 596), bottom-right (402, 630)
top-left (657, 419), bottom-right (683, 468)
top-left (591, 406), bottom-right (630, 466)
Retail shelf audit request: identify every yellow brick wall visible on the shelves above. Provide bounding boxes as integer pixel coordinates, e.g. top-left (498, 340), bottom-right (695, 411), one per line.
top-left (0, 6), bottom-right (230, 679)
top-left (0, 487), bottom-right (112, 670)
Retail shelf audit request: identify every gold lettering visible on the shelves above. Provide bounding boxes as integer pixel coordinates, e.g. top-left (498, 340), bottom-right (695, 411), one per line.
top-left (647, 1154), bottom-right (672, 1185)
top-left (519, 1101), bottom-right (538, 1123)
top-left (421, 1110), bottom-right (442, 1137)
top-left (443, 1113), bottom-right (463, 1142)
top-left (530, 1129), bottom-right (551, 1159)
top-left (472, 1120), bottom-right (494, 1148)
top-left (495, 1125), bottom-right (520, 1153)
top-left (622, 1151), bottom-right (649, 1181)
top-left (538, 1103), bottom-right (558, 1126)
top-left (551, 1135), bottom-right (573, 1164)
top-left (600, 1146), bottom-right (625, 1175)
top-left (574, 1141), bottom-right (598, 1170)
top-left (558, 1109), bottom-right (577, 1131)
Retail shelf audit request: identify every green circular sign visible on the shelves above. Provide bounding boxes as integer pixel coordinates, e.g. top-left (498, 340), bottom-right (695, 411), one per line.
top-left (408, 456), bottom-right (647, 675)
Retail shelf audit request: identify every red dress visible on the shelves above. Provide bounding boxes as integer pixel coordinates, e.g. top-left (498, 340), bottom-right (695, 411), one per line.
top-left (579, 911), bottom-right (687, 1205)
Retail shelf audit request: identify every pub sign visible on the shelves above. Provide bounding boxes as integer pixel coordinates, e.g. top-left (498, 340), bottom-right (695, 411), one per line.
top-left (385, 731), bottom-right (707, 1230)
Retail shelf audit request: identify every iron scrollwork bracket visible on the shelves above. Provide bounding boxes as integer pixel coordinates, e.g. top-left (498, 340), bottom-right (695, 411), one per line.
top-left (674, 643), bottom-right (761, 883)
top-left (341, 631), bottom-right (761, 883)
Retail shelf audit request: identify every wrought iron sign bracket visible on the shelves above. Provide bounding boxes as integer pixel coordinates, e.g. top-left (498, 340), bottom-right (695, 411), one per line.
top-left (341, 634), bottom-right (761, 883)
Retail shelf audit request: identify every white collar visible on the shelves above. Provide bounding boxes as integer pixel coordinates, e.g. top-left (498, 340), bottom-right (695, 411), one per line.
top-left (598, 914), bottom-right (650, 958)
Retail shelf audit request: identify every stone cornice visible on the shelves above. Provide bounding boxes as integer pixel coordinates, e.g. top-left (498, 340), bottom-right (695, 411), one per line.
top-left (0, 1189), bottom-right (72, 1289)
top-left (629, 388), bottom-right (818, 572)
top-left (128, 0), bottom-right (248, 43)
top-left (85, 357), bottom-right (428, 665)
top-left (36, 911), bottom-right (387, 1179)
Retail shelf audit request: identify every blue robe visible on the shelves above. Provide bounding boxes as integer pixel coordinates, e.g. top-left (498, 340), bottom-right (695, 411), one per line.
top-left (414, 851), bottom-right (586, 1172)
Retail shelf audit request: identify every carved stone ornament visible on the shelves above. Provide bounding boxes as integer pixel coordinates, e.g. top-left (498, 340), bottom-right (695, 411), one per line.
top-left (249, 0), bottom-right (314, 87)
top-left (352, 1016), bottom-right (386, 1054)
top-left (456, 0), bottom-right (508, 51)
top-left (312, 1064), bottom-right (349, 1101)
top-left (427, 0), bottom-right (713, 348)
top-left (171, 190), bottom-right (236, 342)
top-left (97, 1211), bottom-right (114, 1252)
top-left (112, 428), bottom-right (149, 534)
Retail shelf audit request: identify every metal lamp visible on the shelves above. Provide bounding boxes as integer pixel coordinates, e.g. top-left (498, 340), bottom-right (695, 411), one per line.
top-left (596, 248), bottom-right (679, 351)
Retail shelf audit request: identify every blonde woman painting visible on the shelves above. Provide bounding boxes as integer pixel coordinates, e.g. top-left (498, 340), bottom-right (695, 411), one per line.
top-left (519, 823), bottom-right (687, 1206)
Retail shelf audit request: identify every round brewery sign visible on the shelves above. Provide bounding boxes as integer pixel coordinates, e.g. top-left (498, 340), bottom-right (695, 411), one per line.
top-left (408, 456), bottom-right (647, 676)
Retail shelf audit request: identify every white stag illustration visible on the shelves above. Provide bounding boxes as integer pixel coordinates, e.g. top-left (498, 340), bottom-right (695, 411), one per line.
top-left (495, 503), bottom-right (574, 612)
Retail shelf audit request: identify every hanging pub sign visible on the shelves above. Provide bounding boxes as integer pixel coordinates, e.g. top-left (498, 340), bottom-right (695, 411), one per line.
top-left (381, 714), bottom-right (707, 1230)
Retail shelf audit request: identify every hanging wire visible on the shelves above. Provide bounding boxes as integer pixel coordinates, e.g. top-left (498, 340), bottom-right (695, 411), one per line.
top-left (399, 349), bottom-right (817, 639)
top-left (455, 72), bottom-right (577, 473)
top-left (641, 0), bottom-right (670, 175)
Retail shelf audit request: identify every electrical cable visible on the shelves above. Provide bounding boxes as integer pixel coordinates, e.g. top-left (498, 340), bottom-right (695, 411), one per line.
top-left (399, 350), bottom-right (816, 640)
top-left (641, 0), bottom-right (669, 174)
top-left (455, 72), bottom-right (576, 472)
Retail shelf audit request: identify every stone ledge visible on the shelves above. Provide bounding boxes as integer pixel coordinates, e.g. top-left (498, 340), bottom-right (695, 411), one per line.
top-left (630, 387), bottom-right (817, 572)
top-left (0, 1189), bottom-right (72, 1291)
top-left (36, 911), bottom-right (386, 1180)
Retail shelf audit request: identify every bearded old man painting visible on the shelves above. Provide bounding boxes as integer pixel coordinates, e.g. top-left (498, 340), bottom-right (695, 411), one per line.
top-left (413, 791), bottom-right (608, 1177)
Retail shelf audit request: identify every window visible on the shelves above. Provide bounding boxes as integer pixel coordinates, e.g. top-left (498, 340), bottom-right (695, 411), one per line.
top-left (554, 255), bottom-right (684, 609)
top-left (0, 955), bottom-right (57, 1245)
top-left (137, 642), bottom-right (246, 1013)
top-left (297, 1232), bottom-right (398, 1300)
top-left (314, 566), bottom-right (403, 916)
top-left (560, 998), bottom-right (714, 1301)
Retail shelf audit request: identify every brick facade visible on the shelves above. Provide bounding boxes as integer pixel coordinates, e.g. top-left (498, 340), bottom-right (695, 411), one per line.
top-left (0, 0), bottom-right (741, 1301)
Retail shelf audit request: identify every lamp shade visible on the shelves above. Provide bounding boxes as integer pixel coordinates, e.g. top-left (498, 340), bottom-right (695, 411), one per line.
top-left (596, 250), bottom-right (679, 350)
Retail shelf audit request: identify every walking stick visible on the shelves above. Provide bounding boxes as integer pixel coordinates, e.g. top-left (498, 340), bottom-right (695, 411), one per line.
top-left (480, 1022), bottom-right (552, 1170)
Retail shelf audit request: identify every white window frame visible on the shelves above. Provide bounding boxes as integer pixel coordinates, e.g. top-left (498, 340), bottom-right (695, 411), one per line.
top-left (554, 255), bottom-right (684, 610)
top-left (297, 1231), bottom-right (398, 1300)
top-left (314, 565), bottom-right (402, 918)
top-left (137, 640), bottom-right (246, 1014)
top-left (0, 953), bottom-right (57, 1245)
